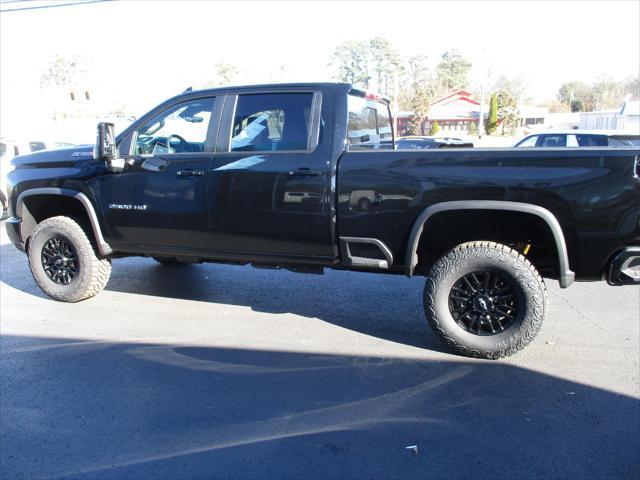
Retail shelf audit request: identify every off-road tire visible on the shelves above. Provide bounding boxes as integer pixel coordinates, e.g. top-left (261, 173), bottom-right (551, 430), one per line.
top-left (424, 241), bottom-right (546, 359)
top-left (152, 257), bottom-right (189, 266)
top-left (28, 216), bottom-right (111, 302)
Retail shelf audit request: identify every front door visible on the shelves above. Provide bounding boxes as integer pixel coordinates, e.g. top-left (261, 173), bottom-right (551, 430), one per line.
top-left (208, 91), bottom-right (334, 259)
top-left (98, 95), bottom-right (221, 252)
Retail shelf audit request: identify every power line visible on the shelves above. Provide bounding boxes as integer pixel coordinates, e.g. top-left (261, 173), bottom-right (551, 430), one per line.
top-left (0, 0), bottom-right (113, 13)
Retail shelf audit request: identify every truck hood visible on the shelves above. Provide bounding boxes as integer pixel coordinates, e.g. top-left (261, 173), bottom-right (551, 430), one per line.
top-left (11, 145), bottom-right (94, 167)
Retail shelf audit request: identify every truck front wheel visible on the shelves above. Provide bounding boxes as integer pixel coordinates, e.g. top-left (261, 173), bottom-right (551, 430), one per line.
top-left (28, 216), bottom-right (112, 302)
top-left (424, 241), bottom-right (546, 359)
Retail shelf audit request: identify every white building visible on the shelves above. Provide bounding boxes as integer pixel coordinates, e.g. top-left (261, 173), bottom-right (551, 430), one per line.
top-left (544, 112), bottom-right (580, 130)
top-left (579, 100), bottom-right (640, 131)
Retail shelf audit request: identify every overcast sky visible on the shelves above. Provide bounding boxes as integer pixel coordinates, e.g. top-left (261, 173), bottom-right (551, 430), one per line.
top-left (1, 0), bottom-right (639, 132)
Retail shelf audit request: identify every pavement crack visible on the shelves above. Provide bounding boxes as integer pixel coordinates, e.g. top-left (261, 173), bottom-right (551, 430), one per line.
top-left (551, 291), bottom-right (612, 338)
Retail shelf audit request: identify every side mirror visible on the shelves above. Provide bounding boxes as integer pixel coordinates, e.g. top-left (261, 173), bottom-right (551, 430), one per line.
top-left (95, 122), bottom-right (116, 161)
top-left (95, 122), bottom-right (125, 172)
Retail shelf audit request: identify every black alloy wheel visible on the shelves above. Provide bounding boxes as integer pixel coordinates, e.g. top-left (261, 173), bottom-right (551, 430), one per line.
top-left (448, 270), bottom-right (518, 336)
top-left (41, 236), bottom-right (79, 285)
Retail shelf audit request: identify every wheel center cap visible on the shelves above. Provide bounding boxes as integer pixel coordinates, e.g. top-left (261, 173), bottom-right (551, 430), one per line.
top-left (473, 295), bottom-right (493, 313)
top-left (54, 256), bottom-right (68, 266)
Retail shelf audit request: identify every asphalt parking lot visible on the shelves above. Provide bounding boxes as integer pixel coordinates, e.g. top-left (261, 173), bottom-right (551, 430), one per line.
top-left (1, 229), bottom-right (639, 480)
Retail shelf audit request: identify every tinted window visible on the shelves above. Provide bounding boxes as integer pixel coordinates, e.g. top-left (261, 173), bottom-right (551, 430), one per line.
top-left (29, 141), bottom-right (46, 152)
top-left (347, 95), bottom-right (393, 150)
top-left (135, 97), bottom-right (215, 155)
top-left (576, 135), bottom-right (608, 147)
top-left (539, 135), bottom-right (566, 147)
top-left (610, 136), bottom-right (640, 146)
top-left (517, 135), bottom-right (538, 147)
top-left (230, 93), bottom-right (313, 152)
top-left (397, 139), bottom-right (436, 149)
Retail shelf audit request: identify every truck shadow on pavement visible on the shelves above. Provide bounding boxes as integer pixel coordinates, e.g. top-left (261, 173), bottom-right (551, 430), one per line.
top-left (1, 335), bottom-right (638, 480)
top-left (0, 244), bottom-right (440, 350)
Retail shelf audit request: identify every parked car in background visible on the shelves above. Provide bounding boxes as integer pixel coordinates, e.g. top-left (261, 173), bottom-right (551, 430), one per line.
top-left (396, 136), bottom-right (474, 149)
top-left (515, 130), bottom-right (640, 148)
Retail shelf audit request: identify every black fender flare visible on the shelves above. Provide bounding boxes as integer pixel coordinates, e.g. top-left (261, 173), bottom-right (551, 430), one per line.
top-left (15, 187), bottom-right (113, 257)
top-left (404, 200), bottom-right (575, 288)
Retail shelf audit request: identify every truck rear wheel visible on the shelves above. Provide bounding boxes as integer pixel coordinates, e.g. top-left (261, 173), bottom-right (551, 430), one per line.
top-left (424, 241), bottom-right (546, 359)
top-left (28, 216), bottom-right (111, 302)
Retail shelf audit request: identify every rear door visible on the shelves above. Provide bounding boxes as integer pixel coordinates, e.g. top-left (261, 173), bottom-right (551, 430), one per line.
top-left (208, 90), bottom-right (334, 259)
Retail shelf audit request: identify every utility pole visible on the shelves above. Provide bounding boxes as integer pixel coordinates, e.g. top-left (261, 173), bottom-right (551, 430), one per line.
top-left (478, 82), bottom-right (485, 138)
top-left (393, 71), bottom-right (399, 139)
top-left (477, 49), bottom-right (487, 138)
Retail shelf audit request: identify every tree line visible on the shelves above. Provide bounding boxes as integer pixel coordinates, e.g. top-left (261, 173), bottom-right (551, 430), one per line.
top-left (38, 43), bottom-right (640, 136)
top-left (329, 37), bottom-right (639, 135)
top-left (329, 38), bottom-right (531, 135)
top-left (556, 77), bottom-right (639, 112)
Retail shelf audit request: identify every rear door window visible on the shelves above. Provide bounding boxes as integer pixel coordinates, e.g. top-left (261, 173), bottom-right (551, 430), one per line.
top-left (230, 93), bottom-right (314, 152)
top-left (576, 135), bottom-right (608, 147)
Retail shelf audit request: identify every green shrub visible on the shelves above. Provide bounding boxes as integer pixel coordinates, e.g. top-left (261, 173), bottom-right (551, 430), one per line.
top-left (486, 93), bottom-right (498, 135)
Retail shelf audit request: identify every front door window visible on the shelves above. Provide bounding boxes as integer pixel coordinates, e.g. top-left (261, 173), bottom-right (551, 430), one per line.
top-left (135, 98), bottom-right (215, 155)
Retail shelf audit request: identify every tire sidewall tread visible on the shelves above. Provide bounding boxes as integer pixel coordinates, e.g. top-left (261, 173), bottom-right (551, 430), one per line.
top-left (28, 216), bottom-right (111, 302)
top-left (424, 241), bottom-right (547, 359)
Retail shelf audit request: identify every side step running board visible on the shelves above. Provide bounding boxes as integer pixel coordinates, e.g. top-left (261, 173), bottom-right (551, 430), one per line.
top-left (340, 237), bottom-right (393, 269)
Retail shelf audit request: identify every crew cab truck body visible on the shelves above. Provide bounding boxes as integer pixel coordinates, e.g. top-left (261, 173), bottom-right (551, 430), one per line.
top-left (4, 83), bottom-right (640, 358)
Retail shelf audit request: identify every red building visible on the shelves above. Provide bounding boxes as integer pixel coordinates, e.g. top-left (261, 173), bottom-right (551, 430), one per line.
top-left (395, 90), bottom-right (485, 136)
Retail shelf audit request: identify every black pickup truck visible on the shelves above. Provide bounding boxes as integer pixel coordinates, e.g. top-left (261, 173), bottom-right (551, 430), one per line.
top-left (4, 83), bottom-right (640, 358)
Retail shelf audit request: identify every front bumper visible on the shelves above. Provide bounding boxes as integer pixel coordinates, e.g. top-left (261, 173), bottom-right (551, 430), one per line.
top-left (5, 217), bottom-right (24, 251)
top-left (607, 247), bottom-right (640, 286)
top-left (0, 191), bottom-right (7, 221)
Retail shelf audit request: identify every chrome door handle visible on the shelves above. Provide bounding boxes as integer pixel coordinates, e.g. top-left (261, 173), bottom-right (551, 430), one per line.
top-left (176, 169), bottom-right (204, 177)
top-left (288, 168), bottom-right (322, 177)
